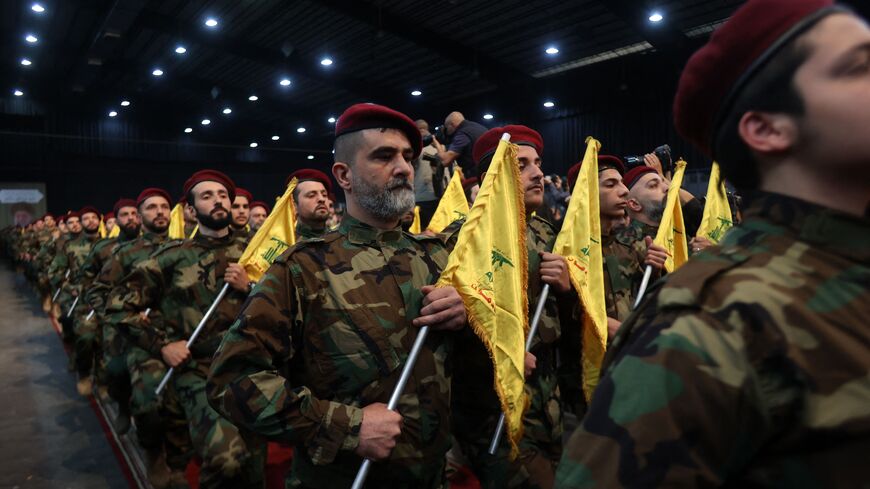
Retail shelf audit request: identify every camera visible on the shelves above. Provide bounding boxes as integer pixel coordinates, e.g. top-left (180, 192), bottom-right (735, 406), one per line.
top-left (422, 126), bottom-right (450, 147)
top-left (623, 144), bottom-right (673, 173)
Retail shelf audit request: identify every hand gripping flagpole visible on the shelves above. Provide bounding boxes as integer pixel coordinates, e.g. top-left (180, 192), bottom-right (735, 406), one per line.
top-left (351, 325), bottom-right (431, 489)
top-left (633, 265), bottom-right (653, 309)
top-left (488, 283), bottom-right (550, 455)
top-left (155, 283), bottom-right (230, 396)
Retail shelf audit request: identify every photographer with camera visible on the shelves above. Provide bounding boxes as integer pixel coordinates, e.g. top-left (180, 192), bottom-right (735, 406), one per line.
top-left (431, 111), bottom-right (488, 176)
top-left (414, 119), bottom-right (442, 226)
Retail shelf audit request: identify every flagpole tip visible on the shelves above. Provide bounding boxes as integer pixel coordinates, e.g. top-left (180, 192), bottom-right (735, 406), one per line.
top-left (501, 133), bottom-right (511, 141)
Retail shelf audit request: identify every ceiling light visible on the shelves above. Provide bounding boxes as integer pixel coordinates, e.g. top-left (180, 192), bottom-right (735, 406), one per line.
top-left (649, 12), bottom-right (663, 23)
top-left (152, 68), bottom-right (163, 76)
top-left (249, 142), bottom-right (258, 148)
top-left (327, 116), bottom-right (336, 123)
top-left (21, 58), bottom-right (32, 66)
top-left (543, 101), bottom-right (555, 108)
top-left (545, 46), bottom-right (559, 55)
top-left (184, 127), bottom-right (193, 133)
top-left (410, 90), bottom-right (422, 96)
top-left (25, 34), bottom-right (38, 43)
top-left (201, 119), bottom-right (210, 125)
top-left (222, 107), bottom-right (232, 115)
top-left (14, 89), bottom-right (24, 96)
top-left (271, 135), bottom-right (280, 141)
top-left (279, 78), bottom-right (291, 86)
top-left (248, 95), bottom-right (258, 101)
top-left (320, 57), bottom-right (333, 66)
top-left (205, 18), bottom-right (218, 28)
top-left (483, 113), bottom-right (494, 120)
top-left (120, 100), bottom-right (130, 107)
top-left (296, 127), bottom-right (306, 133)
top-left (175, 45), bottom-right (187, 54)
top-left (307, 155), bottom-right (314, 160)
top-left (108, 110), bottom-right (117, 117)
top-left (31, 3), bottom-right (44, 13)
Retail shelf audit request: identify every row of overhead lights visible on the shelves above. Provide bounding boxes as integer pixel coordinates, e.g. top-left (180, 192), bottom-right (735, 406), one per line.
top-left (11, 3), bottom-right (48, 96)
top-left (541, 11), bottom-right (664, 57)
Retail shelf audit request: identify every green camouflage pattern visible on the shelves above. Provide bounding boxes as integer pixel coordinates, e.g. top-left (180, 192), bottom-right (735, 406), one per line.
top-left (555, 192), bottom-right (870, 488)
top-left (207, 214), bottom-right (454, 488)
top-left (295, 221), bottom-right (327, 241)
top-left (602, 223), bottom-right (656, 322)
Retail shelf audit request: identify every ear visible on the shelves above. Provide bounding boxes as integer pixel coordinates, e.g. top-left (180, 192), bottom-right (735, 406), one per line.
top-left (738, 111), bottom-right (798, 155)
top-left (333, 162), bottom-right (352, 191)
top-left (627, 197), bottom-right (643, 213)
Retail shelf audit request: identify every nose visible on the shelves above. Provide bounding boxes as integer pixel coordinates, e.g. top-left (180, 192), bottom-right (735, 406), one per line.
top-left (617, 182), bottom-right (629, 198)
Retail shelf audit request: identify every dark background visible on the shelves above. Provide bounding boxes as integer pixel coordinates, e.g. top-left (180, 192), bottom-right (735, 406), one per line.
top-left (2, 0), bottom-right (868, 214)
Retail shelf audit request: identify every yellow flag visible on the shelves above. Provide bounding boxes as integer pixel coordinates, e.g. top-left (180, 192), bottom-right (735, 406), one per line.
top-left (696, 162), bottom-right (733, 243)
top-left (655, 159), bottom-right (689, 272)
top-left (427, 169), bottom-right (470, 233)
top-left (552, 137), bottom-right (608, 400)
top-left (108, 224), bottom-right (120, 238)
top-left (436, 135), bottom-right (528, 457)
top-left (409, 206), bottom-right (422, 234)
top-left (238, 178), bottom-right (298, 283)
top-left (98, 218), bottom-right (107, 238)
top-left (168, 204), bottom-right (186, 240)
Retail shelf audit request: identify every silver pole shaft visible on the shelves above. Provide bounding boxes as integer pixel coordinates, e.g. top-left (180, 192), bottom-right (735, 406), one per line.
top-left (66, 295), bottom-right (80, 318)
top-left (633, 265), bottom-right (653, 309)
top-left (52, 270), bottom-right (72, 303)
top-left (488, 284), bottom-right (550, 455)
top-left (351, 325), bottom-right (430, 489)
top-left (86, 310), bottom-right (95, 321)
top-left (155, 283), bottom-right (230, 396)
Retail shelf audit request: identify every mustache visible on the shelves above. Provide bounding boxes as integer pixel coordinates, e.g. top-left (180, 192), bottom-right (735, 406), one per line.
top-left (387, 177), bottom-right (413, 191)
top-left (210, 205), bottom-right (229, 215)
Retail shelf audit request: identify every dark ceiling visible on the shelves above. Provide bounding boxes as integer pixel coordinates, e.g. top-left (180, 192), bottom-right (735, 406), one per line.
top-left (2, 0), bottom-right (869, 154)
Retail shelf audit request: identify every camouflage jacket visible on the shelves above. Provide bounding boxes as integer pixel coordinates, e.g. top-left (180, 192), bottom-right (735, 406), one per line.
top-left (207, 214), bottom-right (454, 487)
top-left (107, 231), bottom-right (249, 365)
top-left (48, 233), bottom-right (101, 293)
top-left (602, 223), bottom-right (656, 321)
top-left (295, 221), bottom-right (327, 241)
top-left (555, 192), bottom-right (870, 488)
top-left (231, 226), bottom-right (250, 240)
top-left (76, 235), bottom-right (137, 314)
top-left (92, 232), bottom-right (169, 317)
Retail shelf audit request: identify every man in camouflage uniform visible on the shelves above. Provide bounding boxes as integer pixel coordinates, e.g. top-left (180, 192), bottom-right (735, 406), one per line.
top-left (107, 171), bottom-right (264, 489)
top-left (556, 1), bottom-right (870, 487)
top-left (207, 103), bottom-right (468, 488)
top-left (286, 168), bottom-right (333, 240)
top-left (230, 187), bottom-right (252, 239)
top-left (49, 207), bottom-right (102, 373)
top-left (73, 199), bottom-right (141, 396)
top-left (440, 125), bottom-right (574, 489)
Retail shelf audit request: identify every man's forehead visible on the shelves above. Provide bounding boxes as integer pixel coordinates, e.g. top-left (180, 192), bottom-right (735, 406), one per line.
top-left (297, 180), bottom-right (327, 193)
top-left (802, 13), bottom-right (870, 66)
top-left (143, 196), bottom-right (170, 207)
top-left (360, 127), bottom-right (412, 152)
top-left (517, 145), bottom-right (541, 160)
top-left (599, 168), bottom-right (623, 182)
top-left (192, 180), bottom-right (228, 193)
top-left (233, 195), bottom-right (250, 204)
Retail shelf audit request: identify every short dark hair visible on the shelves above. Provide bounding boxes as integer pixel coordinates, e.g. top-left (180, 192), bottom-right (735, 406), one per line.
top-left (334, 130), bottom-right (367, 167)
top-left (713, 36), bottom-right (814, 189)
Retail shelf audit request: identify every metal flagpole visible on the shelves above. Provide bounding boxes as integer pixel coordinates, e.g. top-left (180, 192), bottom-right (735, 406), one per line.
top-left (633, 265), bottom-right (653, 309)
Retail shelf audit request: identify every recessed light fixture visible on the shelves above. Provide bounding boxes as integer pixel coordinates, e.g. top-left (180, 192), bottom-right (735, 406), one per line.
top-left (327, 117), bottom-right (336, 123)
top-left (545, 46), bottom-right (559, 55)
top-left (25, 34), bottom-right (38, 43)
top-left (205, 18), bottom-right (218, 28)
top-left (120, 100), bottom-right (130, 107)
top-left (152, 68), bottom-right (164, 76)
top-left (31, 3), bottom-right (45, 13)
top-left (307, 155), bottom-right (314, 160)
top-left (108, 110), bottom-right (118, 117)
top-left (175, 45), bottom-right (187, 54)
top-left (410, 90), bottom-right (422, 96)
top-left (271, 135), bottom-right (280, 141)
top-left (249, 142), bottom-right (258, 148)
top-left (248, 95), bottom-right (258, 101)
top-left (222, 107), bottom-right (232, 115)
top-left (21, 58), bottom-right (32, 66)
top-left (483, 113), bottom-right (494, 120)
top-left (14, 89), bottom-right (24, 96)
top-left (201, 119), bottom-right (211, 125)
top-left (296, 127), bottom-right (306, 133)
top-left (320, 57), bottom-right (333, 66)
top-left (543, 101), bottom-right (555, 108)
top-left (279, 78), bottom-right (291, 86)
top-left (649, 12), bottom-right (663, 23)
top-left (184, 127), bottom-right (193, 133)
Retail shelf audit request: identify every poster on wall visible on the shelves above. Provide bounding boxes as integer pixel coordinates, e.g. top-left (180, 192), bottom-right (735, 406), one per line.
top-left (0, 182), bottom-right (47, 229)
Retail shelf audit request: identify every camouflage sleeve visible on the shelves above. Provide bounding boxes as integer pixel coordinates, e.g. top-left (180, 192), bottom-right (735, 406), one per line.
top-left (47, 246), bottom-right (69, 290)
top-left (207, 257), bottom-right (364, 466)
top-left (107, 255), bottom-right (168, 356)
top-left (85, 256), bottom-right (117, 321)
top-left (555, 307), bottom-right (767, 488)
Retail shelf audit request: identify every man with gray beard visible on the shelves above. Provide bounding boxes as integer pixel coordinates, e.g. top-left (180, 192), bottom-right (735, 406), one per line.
top-left (623, 165), bottom-right (669, 238)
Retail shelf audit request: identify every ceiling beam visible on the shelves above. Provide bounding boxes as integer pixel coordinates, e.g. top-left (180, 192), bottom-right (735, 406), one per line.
top-left (601, 0), bottom-right (692, 58)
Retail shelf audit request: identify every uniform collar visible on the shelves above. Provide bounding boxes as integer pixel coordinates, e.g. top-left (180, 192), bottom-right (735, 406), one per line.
top-left (192, 229), bottom-right (234, 247)
top-left (743, 191), bottom-right (870, 264)
top-left (339, 214), bottom-right (404, 245)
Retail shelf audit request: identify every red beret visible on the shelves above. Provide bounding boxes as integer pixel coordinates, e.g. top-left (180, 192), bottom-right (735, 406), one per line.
top-left (112, 199), bottom-right (137, 217)
top-left (674, 0), bottom-right (842, 156)
top-left (66, 210), bottom-right (80, 219)
top-left (473, 125), bottom-right (544, 170)
top-left (234, 187), bottom-right (253, 202)
top-left (286, 169), bottom-right (333, 194)
top-left (183, 169), bottom-right (236, 202)
top-left (79, 206), bottom-right (100, 218)
top-left (57, 214), bottom-right (67, 223)
top-left (567, 155), bottom-right (625, 189)
top-left (335, 103), bottom-right (422, 159)
top-left (623, 166), bottom-right (659, 190)
top-left (249, 201), bottom-right (270, 213)
top-left (104, 211), bottom-right (115, 220)
top-left (137, 188), bottom-right (172, 207)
